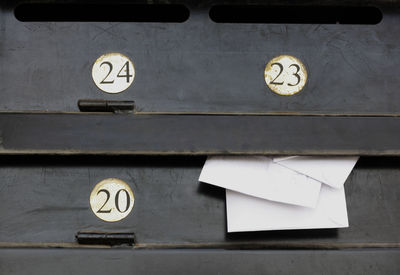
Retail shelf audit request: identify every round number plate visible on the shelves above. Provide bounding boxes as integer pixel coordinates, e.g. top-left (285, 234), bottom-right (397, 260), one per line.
top-left (264, 55), bottom-right (307, 96)
top-left (92, 53), bottom-right (135, 94)
top-left (90, 178), bottom-right (135, 222)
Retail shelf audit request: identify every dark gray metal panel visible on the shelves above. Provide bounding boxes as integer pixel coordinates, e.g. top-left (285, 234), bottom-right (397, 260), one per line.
top-left (0, 156), bottom-right (398, 244)
top-left (0, 248), bottom-right (399, 275)
top-left (0, 1), bottom-right (399, 114)
top-left (2, 113), bottom-right (400, 155)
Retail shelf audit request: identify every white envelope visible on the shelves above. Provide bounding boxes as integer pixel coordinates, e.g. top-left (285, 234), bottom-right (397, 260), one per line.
top-left (199, 156), bottom-right (321, 208)
top-left (226, 184), bottom-right (349, 232)
top-left (273, 156), bottom-right (359, 188)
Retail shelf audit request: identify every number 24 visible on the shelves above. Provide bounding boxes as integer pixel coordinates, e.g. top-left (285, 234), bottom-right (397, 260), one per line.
top-left (100, 61), bottom-right (133, 84)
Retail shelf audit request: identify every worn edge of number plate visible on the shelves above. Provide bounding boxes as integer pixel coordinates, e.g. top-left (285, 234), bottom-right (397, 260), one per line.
top-left (89, 178), bottom-right (135, 222)
top-left (264, 55), bottom-right (308, 96)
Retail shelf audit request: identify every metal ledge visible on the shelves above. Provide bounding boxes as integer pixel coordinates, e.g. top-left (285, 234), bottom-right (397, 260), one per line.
top-left (1, 113), bottom-right (400, 155)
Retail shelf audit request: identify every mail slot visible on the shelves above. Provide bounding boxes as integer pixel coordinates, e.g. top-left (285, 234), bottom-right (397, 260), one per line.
top-left (1, 0), bottom-right (400, 274)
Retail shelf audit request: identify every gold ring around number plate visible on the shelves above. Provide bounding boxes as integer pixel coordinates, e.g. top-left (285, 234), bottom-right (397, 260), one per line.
top-left (90, 178), bottom-right (135, 222)
top-left (264, 55), bottom-right (307, 96)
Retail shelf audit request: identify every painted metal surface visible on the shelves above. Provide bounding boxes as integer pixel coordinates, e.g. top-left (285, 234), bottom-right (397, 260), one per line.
top-left (1, 249), bottom-right (400, 275)
top-left (1, 113), bottom-right (400, 155)
top-left (0, 156), bottom-right (398, 245)
top-left (0, 1), bottom-right (399, 273)
top-left (0, 1), bottom-right (399, 115)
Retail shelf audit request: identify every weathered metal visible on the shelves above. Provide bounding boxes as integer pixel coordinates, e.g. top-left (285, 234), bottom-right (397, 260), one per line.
top-left (1, 1), bottom-right (399, 274)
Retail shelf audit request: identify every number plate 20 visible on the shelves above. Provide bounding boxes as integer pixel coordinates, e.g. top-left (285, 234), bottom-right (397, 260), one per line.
top-left (90, 178), bottom-right (135, 222)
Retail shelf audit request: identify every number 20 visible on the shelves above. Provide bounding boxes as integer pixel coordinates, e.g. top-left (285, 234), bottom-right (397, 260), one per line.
top-left (97, 189), bottom-right (131, 214)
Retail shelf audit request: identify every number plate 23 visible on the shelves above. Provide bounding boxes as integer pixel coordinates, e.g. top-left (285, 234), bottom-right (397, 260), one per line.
top-left (264, 55), bottom-right (307, 96)
top-left (90, 178), bottom-right (135, 222)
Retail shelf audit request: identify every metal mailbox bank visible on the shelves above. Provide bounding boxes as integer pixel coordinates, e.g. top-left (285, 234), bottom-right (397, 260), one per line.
top-left (0, 0), bottom-right (399, 274)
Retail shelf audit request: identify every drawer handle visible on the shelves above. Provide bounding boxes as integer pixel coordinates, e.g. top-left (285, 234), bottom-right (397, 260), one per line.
top-left (78, 99), bottom-right (135, 113)
top-left (76, 231), bottom-right (135, 246)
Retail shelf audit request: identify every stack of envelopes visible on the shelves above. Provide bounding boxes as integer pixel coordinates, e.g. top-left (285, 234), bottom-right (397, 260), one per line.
top-left (199, 156), bottom-right (359, 232)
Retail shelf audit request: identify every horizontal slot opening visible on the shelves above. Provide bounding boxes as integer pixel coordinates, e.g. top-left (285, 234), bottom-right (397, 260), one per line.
top-left (0, 155), bottom-right (207, 167)
top-left (0, 155), bottom-right (395, 168)
top-left (14, 3), bottom-right (189, 22)
top-left (209, 5), bottom-right (382, 24)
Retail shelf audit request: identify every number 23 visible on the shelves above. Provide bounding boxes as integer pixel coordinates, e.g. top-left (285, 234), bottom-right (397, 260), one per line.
top-left (270, 62), bottom-right (301, 86)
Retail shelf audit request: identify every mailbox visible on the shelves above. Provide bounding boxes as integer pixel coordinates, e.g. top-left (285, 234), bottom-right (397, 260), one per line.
top-left (0, 0), bottom-right (399, 274)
